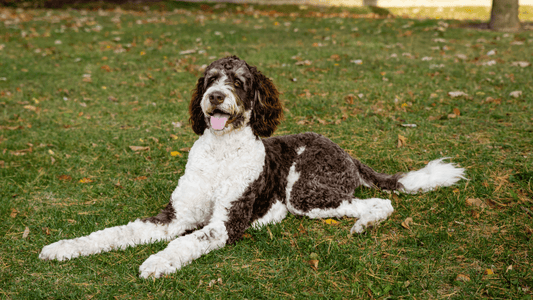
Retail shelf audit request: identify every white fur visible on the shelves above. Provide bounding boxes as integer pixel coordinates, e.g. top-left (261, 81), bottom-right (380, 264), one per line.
top-left (40, 126), bottom-right (266, 279)
top-left (296, 146), bottom-right (306, 155)
top-left (398, 158), bottom-right (466, 194)
top-left (251, 200), bottom-right (288, 229)
top-left (39, 219), bottom-right (187, 261)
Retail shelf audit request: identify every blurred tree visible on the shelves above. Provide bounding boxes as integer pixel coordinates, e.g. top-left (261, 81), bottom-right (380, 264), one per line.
top-left (489, 0), bottom-right (521, 31)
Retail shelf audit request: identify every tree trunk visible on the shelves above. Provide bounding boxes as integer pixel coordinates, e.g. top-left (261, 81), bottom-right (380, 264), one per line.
top-left (363, 0), bottom-right (378, 6)
top-left (489, 0), bottom-right (521, 32)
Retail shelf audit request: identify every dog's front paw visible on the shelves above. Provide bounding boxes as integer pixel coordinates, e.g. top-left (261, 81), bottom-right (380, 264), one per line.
top-left (139, 255), bottom-right (179, 278)
top-left (39, 240), bottom-right (81, 261)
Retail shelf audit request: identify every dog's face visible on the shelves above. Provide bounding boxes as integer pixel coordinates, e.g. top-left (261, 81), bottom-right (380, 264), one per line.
top-left (189, 56), bottom-right (283, 137)
top-left (201, 56), bottom-right (253, 135)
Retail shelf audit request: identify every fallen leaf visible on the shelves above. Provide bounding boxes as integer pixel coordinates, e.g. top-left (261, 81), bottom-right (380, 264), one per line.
top-left (170, 134), bottom-right (179, 140)
top-left (401, 124), bottom-right (417, 128)
top-left (448, 91), bottom-right (468, 98)
top-left (43, 227), bottom-right (50, 235)
top-left (79, 178), bottom-right (93, 183)
top-left (10, 208), bottom-right (18, 218)
top-left (129, 146), bottom-right (150, 151)
top-left (134, 176), bottom-right (148, 181)
top-left (180, 147), bottom-right (191, 152)
top-left (506, 265), bottom-right (513, 272)
top-left (448, 113), bottom-right (457, 119)
top-left (509, 91), bottom-right (522, 98)
top-left (324, 219), bottom-right (339, 225)
top-left (298, 223), bottom-right (307, 234)
top-left (511, 61), bottom-right (531, 68)
top-left (24, 105), bottom-right (37, 111)
top-left (397, 134), bottom-right (407, 148)
top-left (455, 274), bottom-right (470, 282)
top-left (22, 226), bottom-right (30, 238)
top-left (308, 259), bottom-right (319, 270)
top-left (179, 49), bottom-right (196, 55)
top-left (58, 174), bottom-right (72, 181)
top-left (401, 217), bottom-right (413, 229)
top-left (484, 269), bottom-right (494, 275)
top-left (466, 198), bottom-right (487, 208)
top-left (453, 108), bottom-right (461, 116)
top-left (295, 60), bottom-right (312, 66)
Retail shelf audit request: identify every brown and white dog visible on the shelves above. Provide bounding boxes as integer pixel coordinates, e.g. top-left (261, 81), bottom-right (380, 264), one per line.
top-left (40, 56), bottom-right (465, 278)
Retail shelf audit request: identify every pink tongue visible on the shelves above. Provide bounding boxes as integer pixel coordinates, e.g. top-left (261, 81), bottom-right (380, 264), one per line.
top-left (211, 115), bottom-right (228, 130)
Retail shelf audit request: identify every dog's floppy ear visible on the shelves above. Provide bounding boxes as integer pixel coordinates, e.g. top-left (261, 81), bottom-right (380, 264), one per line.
top-left (249, 66), bottom-right (283, 138)
top-left (189, 77), bottom-right (207, 135)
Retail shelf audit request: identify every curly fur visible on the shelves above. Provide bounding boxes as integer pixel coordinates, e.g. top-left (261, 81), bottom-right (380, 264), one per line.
top-left (39, 56), bottom-right (466, 279)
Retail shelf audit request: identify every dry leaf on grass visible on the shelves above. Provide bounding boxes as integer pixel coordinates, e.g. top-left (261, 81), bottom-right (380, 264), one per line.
top-left (79, 178), bottom-right (93, 183)
top-left (466, 198), bottom-right (487, 208)
top-left (511, 61), bottom-right (531, 68)
top-left (10, 208), bottom-right (18, 218)
top-left (453, 108), bottom-right (461, 116)
top-left (308, 259), bottom-right (319, 271)
top-left (401, 217), bottom-right (413, 229)
top-left (448, 91), bottom-right (468, 98)
top-left (129, 146), bottom-right (150, 151)
top-left (22, 226), bottom-right (30, 238)
top-left (509, 91), bottom-right (522, 98)
top-left (397, 134), bottom-right (407, 148)
top-left (455, 273), bottom-right (470, 282)
top-left (58, 174), bottom-right (72, 181)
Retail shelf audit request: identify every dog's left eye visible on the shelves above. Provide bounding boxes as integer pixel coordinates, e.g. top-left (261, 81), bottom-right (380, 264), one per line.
top-left (234, 80), bottom-right (241, 88)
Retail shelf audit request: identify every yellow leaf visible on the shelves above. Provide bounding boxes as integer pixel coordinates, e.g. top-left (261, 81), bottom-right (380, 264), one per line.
top-left (48, 149), bottom-right (55, 155)
top-left (79, 177), bottom-right (93, 183)
top-left (484, 269), bottom-right (494, 275)
top-left (324, 219), bottom-right (339, 225)
top-left (308, 259), bottom-right (319, 271)
top-left (171, 151), bottom-right (182, 157)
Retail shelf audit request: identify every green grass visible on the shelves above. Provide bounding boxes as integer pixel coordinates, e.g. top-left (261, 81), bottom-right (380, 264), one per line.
top-left (1, 2), bottom-right (532, 299)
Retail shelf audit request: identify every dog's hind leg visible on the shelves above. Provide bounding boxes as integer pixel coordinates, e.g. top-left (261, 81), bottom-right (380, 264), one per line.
top-left (285, 160), bottom-right (394, 234)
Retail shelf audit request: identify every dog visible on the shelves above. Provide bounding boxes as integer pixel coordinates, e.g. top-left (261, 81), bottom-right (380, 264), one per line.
top-left (40, 56), bottom-right (465, 278)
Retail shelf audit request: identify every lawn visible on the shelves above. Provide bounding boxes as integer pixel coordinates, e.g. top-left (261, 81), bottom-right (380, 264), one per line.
top-left (1, 1), bottom-right (532, 298)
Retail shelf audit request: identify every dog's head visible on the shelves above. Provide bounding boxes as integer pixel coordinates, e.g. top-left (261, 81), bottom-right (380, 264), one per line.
top-left (189, 56), bottom-right (283, 137)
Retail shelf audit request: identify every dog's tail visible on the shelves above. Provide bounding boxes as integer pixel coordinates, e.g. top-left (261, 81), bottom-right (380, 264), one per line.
top-left (353, 157), bottom-right (466, 194)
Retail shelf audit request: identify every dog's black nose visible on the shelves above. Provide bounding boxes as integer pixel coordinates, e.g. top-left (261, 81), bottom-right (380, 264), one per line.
top-left (208, 91), bottom-right (225, 105)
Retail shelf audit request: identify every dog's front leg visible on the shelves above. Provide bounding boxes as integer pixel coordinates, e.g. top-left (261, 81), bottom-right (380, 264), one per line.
top-left (138, 190), bottom-right (254, 279)
top-left (138, 220), bottom-right (231, 278)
